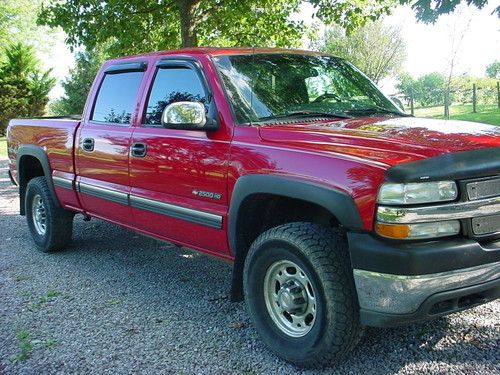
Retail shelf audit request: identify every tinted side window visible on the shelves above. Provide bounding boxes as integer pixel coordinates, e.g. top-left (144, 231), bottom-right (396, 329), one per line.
top-left (145, 68), bottom-right (207, 126)
top-left (91, 71), bottom-right (143, 124)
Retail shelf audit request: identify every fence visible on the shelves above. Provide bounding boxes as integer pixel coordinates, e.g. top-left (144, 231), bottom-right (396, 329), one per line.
top-left (392, 81), bottom-right (500, 119)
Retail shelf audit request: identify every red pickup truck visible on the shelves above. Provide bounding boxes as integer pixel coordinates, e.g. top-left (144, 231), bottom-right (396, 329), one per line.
top-left (7, 48), bottom-right (500, 367)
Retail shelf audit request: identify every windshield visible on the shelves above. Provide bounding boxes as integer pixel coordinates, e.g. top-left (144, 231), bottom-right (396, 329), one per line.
top-left (213, 53), bottom-right (404, 123)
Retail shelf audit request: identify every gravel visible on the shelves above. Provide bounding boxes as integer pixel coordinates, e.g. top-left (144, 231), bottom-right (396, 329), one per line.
top-left (0, 157), bottom-right (499, 375)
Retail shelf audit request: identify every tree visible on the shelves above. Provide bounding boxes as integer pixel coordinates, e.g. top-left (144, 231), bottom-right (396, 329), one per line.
top-left (50, 47), bottom-right (109, 115)
top-left (450, 74), bottom-right (498, 104)
top-left (396, 72), bottom-right (416, 97)
top-left (404, 0), bottom-right (499, 23)
top-left (441, 7), bottom-right (472, 117)
top-left (314, 21), bottom-right (406, 83)
top-left (417, 73), bottom-right (446, 107)
top-left (0, 0), bottom-right (58, 59)
top-left (312, 0), bottom-right (499, 29)
top-left (0, 43), bottom-right (55, 135)
top-left (39, 0), bottom-right (304, 56)
top-left (486, 60), bottom-right (500, 79)
top-left (38, 1), bottom-right (499, 57)
top-left (396, 72), bottom-right (446, 107)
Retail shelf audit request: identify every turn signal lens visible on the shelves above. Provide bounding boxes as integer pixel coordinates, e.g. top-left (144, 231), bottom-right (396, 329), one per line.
top-left (376, 220), bottom-right (460, 240)
top-left (375, 223), bottom-right (411, 239)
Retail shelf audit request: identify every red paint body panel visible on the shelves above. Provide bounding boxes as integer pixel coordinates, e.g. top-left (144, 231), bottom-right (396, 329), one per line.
top-left (7, 48), bottom-right (500, 259)
top-left (52, 170), bottom-right (81, 211)
top-left (7, 119), bottom-right (78, 177)
top-left (227, 126), bottom-right (388, 230)
top-left (75, 123), bottom-right (134, 225)
top-left (129, 127), bottom-right (232, 255)
top-left (7, 118), bottom-right (81, 210)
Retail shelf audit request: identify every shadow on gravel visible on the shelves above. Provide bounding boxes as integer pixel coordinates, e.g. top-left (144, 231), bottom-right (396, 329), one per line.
top-left (34, 216), bottom-right (235, 311)
top-left (345, 314), bottom-right (500, 372)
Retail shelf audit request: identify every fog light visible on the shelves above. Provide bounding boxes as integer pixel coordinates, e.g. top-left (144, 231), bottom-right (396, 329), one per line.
top-left (376, 220), bottom-right (460, 240)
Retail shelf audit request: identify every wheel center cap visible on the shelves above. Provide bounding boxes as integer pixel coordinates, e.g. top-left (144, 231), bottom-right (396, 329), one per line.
top-left (279, 291), bottom-right (293, 309)
top-left (278, 281), bottom-right (306, 313)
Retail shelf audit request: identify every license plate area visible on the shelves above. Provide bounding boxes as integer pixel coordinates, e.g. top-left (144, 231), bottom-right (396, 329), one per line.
top-left (472, 214), bottom-right (500, 235)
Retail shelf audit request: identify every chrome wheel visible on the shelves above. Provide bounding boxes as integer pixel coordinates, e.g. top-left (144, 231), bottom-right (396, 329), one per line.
top-left (32, 194), bottom-right (47, 235)
top-left (264, 260), bottom-right (317, 337)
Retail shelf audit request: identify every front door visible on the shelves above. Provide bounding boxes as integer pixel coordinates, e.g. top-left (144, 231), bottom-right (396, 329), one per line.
top-left (129, 58), bottom-right (232, 257)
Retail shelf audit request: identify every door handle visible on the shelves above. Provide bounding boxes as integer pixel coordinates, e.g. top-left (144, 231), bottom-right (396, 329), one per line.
top-left (131, 142), bottom-right (147, 157)
top-left (82, 138), bottom-right (94, 152)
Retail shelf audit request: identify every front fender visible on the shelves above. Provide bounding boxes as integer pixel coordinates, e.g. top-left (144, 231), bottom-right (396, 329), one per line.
top-left (227, 174), bottom-right (363, 301)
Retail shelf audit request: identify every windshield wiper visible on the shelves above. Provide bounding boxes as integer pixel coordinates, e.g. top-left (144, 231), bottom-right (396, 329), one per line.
top-left (348, 105), bottom-right (412, 117)
top-left (258, 110), bottom-right (352, 121)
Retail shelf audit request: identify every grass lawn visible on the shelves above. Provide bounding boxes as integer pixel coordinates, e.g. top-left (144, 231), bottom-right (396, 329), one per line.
top-left (0, 137), bottom-right (6, 158)
top-left (414, 104), bottom-right (500, 126)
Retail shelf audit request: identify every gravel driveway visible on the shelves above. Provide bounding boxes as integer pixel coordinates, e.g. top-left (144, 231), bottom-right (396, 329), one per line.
top-left (0, 157), bottom-right (499, 375)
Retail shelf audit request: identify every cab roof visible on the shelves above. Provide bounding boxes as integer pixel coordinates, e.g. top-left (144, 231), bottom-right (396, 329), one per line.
top-left (112, 47), bottom-right (328, 62)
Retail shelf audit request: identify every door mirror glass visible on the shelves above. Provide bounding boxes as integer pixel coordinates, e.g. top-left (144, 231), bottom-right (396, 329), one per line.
top-left (161, 101), bottom-right (207, 129)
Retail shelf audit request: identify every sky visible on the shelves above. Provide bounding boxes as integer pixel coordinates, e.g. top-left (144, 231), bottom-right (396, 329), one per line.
top-left (44, 2), bottom-right (500, 99)
top-left (381, 3), bottom-right (500, 92)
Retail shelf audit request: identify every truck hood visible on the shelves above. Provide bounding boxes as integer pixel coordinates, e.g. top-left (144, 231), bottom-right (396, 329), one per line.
top-left (258, 116), bottom-right (500, 167)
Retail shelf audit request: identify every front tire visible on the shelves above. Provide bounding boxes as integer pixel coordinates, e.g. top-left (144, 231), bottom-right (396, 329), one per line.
top-left (25, 177), bottom-right (74, 252)
top-left (243, 222), bottom-right (362, 368)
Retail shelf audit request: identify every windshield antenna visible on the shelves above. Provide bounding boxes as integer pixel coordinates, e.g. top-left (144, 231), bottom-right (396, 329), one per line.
top-left (249, 5), bottom-right (263, 126)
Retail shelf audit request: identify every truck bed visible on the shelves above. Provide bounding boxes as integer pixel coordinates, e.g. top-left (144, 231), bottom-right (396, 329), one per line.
top-left (7, 117), bottom-right (81, 184)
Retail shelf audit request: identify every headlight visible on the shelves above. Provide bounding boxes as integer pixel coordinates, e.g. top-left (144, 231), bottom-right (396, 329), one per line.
top-left (377, 181), bottom-right (458, 205)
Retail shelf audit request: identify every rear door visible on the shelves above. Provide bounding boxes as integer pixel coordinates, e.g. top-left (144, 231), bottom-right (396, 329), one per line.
top-left (129, 57), bottom-right (232, 257)
top-left (75, 62), bottom-right (146, 226)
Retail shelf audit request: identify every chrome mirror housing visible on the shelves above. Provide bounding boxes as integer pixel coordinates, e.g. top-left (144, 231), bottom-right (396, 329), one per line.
top-left (161, 101), bottom-right (206, 129)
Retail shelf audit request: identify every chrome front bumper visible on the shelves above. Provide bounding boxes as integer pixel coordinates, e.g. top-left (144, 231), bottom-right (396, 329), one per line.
top-left (354, 261), bottom-right (500, 315)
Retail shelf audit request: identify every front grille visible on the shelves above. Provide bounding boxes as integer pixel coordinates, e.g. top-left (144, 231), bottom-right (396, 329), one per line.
top-left (472, 214), bottom-right (500, 235)
top-left (458, 175), bottom-right (500, 243)
top-left (467, 177), bottom-right (500, 200)
top-left (462, 176), bottom-right (500, 239)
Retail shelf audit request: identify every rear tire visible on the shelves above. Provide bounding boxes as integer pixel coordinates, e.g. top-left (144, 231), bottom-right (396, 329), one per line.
top-left (243, 222), bottom-right (363, 368)
top-left (25, 177), bottom-right (74, 252)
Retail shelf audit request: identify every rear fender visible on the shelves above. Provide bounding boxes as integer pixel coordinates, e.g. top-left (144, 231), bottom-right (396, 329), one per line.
top-left (16, 145), bottom-right (59, 215)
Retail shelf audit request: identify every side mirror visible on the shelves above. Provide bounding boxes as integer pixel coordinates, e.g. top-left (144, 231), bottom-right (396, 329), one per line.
top-left (162, 101), bottom-right (215, 130)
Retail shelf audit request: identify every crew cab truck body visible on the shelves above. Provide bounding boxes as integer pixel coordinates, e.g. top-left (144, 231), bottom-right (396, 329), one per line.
top-left (7, 48), bottom-right (500, 367)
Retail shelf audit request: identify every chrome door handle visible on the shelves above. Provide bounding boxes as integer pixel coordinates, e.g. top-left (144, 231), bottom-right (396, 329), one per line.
top-left (82, 138), bottom-right (94, 152)
top-left (131, 142), bottom-right (147, 157)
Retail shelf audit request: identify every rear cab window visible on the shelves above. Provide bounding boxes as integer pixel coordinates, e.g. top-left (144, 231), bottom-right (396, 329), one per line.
top-left (91, 69), bottom-right (144, 125)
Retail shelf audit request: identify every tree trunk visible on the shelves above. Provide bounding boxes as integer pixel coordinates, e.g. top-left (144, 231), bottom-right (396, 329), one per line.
top-left (177, 0), bottom-right (200, 48)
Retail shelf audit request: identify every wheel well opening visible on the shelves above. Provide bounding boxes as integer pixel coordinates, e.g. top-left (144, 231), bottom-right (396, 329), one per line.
top-left (231, 194), bottom-right (340, 301)
top-left (18, 155), bottom-right (45, 215)
top-left (236, 194), bottom-right (339, 255)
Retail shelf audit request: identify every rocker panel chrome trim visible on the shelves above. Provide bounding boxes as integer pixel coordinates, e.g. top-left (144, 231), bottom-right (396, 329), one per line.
top-left (76, 182), bottom-right (222, 229)
top-left (78, 182), bottom-right (129, 206)
top-left (129, 194), bottom-right (222, 229)
top-left (52, 176), bottom-right (74, 190)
